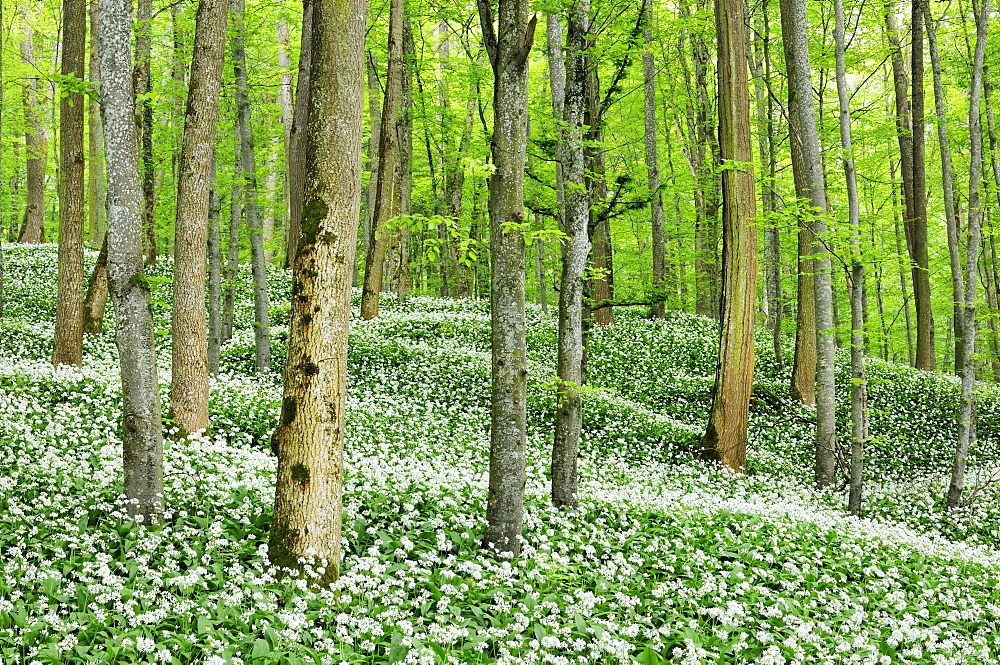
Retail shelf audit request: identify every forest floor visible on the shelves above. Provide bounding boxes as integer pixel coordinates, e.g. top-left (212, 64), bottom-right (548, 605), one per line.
top-left (1, 244), bottom-right (999, 664)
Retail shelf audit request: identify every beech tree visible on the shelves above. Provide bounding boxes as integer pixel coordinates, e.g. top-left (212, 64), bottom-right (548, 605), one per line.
top-left (268, 0), bottom-right (366, 584)
top-left (170, 0), bottom-right (228, 435)
top-left (477, 0), bottom-right (535, 557)
top-left (99, 0), bottom-right (164, 524)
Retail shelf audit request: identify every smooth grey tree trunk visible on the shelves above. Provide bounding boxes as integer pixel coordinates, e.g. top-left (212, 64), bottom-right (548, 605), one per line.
top-left (947, 0), bottom-right (990, 511)
top-left (551, 0), bottom-right (591, 510)
top-left (780, 0), bottom-right (837, 488)
top-left (232, 0), bottom-right (271, 374)
top-left (642, 0), bottom-right (666, 319)
top-left (834, 0), bottom-right (867, 515)
top-left (88, 1), bottom-right (106, 246)
top-left (477, 0), bottom-right (535, 557)
top-left (99, 0), bottom-right (164, 524)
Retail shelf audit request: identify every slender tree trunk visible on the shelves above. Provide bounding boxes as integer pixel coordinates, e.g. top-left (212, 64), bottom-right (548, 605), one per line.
top-left (781, 0), bottom-right (837, 488)
top-left (88, 0), bottom-right (106, 246)
top-left (19, 19), bottom-right (46, 245)
top-left (363, 52), bottom-right (382, 254)
top-left (232, 0), bottom-right (271, 373)
top-left (99, 0), bottom-right (164, 524)
top-left (702, 0), bottom-right (757, 472)
top-left (278, 20), bottom-right (294, 265)
top-left (477, 0), bottom-right (534, 557)
top-left (135, 0), bottom-right (157, 265)
top-left (284, 0), bottom-right (313, 269)
top-left (207, 164), bottom-right (222, 376)
top-left (947, 0), bottom-right (989, 511)
top-left (642, 0), bottom-right (666, 319)
top-left (909, 0), bottom-right (933, 369)
top-left (360, 0), bottom-right (404, 320)
top-left (535, 235), bottom-right (547, 314)
top-left (54, 0), bottom-right (87, 368)
top-left (170, 0), bottom-right (228, 435)
top-left (546, 12), bottom-right (566, 230)
top-left (585, 63), bottom-right (614, 326)
top-left (222, 184), bottom-right (241, 344)
top-left (388, 19), bottom-right (414, 299)
top-left (834, 0), bottom-right (866, 515)
top-left (925, 3), bottom-right (963, 375)
top-left (552, 0), bottom-right (591, 510)
top-left (269, 0), bottom-right (366, 586)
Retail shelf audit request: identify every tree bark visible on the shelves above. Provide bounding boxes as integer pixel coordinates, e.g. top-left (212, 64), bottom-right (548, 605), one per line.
top-left (642, 0), bottom-right (666, 319)
top-left (222, 184), bottom-right (241, 344)
top-left (780, 0), bottom-right (837, 488)
top-left (207, 164), bottom-right (222, 376)
top-left (546, 12), bottom-right (566, 230)
top-left (834, 0), bottom-right (866, 515)
top-left (477, 0), bottom-right (534, 557)
top-left (360, 0), bottom-right (404, 320)
top-left (268, 0), bottom-right (366, 585)
top-left (99, 0), bottom-right (164, 524)
top-left (88, 0), bottom-right (107, 246)
top-left (947, 0), bottom-right (989, 511)
top-left (232, 0), bottom-right (271, 373)
top-left (83, 236), bottom-right (109, 334)
top-left (135, 0), bottom-right (157, 265)
top-left (54, 0), bottom-right (87, 368)
top-left (551, 0), bottom-right (591, 510)
top-left (702, 0), bottom-right (757, 472)
top-left (170, 0), bottom-right (228, 435)
top-left (278, 19), bottom-right (294, 264)
top-left (284, 0), bottom-right (313, 269)
top-left (19, 18), bottom-right (46, 245)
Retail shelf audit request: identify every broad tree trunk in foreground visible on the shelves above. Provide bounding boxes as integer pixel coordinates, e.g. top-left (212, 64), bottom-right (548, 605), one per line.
top-left (780, 0), bottom-right (836, 488)
top-left (170, 0), bottom-right (228, 435)
top-left (360, 0), bottom-right (404, 320)
top-left (99, 0), bottom-right (164, 524)
top-left (947, 0), bottom-right (989, 511)
top-left (477, 0), bottom-right (534, 557)
top-left (552, 0), bottom-right (591, 510)
top-left (702, 0), bottom-right (757, 472)
top-left (232, 0), bottom-right (270, 373)
top-left (269, 0), bottom-right (366, 585)
top-left (54, 0), bottom-right (87, 368)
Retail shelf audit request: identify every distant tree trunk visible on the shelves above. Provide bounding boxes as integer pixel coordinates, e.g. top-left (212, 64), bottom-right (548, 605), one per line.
top-left (552, 0), bottom-right (591, 510)
top-left (83, 237), bottom-right (109, 334)
top-left (890, 159), bottom-right (915, 365)
top-left (99, 0), bottom-right (164, 524)
top-left (781, 0), bottom-right (836, 488)
top-left (54, 0), bottom-right (87, 368)
top-left (360, 0), bottom-right (404, 320)
top-left (88, 1), bottom-right (106, 246)
top-left (170, 0), bottom-right (228, 435)
top-left (268, 0), bottom-right (365, 586)
top-left (535, 235), bottom-right (547, 313)
top-left (135, 0), bottom-right (157, 265)
top-left (834, 0), bottom-right (866, 515)
top-left (222, 184), bottom-right (241, 343)
top-left (546, 11), bottom-right (566, 229)
top-left (585, 63), bottom-right (614, 326)
top-left (283, 0), bottom-right (313, 269)
top-left (232, 0), bottom-right (271, 374)
top-left (947, 0), bottom-right (989, 511)
top-left (363, 52), bottom-right (382, 255)
top-left (642, 0), bottom-right (666, 320)
top-left (925, 6), bottom-right (962, 374)
top-left (385, 18), bottom-right (415, 299)
top-left (277, 19), bottom-right (294, 265)
top-left (19, 19), bottom-right (46, 245)
top-left (207, 166), bottom-right (222, 376)
top-left (477, 0), bottom-right (534, 557)
top-left (702, 0), bottom-right (757, 472)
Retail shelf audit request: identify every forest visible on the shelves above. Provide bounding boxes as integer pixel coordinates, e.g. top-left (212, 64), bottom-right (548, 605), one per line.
top-left (1, 0), bottom-right (1000, 662)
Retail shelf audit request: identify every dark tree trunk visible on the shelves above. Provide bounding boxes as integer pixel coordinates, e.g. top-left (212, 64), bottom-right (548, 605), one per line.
top-left (284, 0), bottom-right (313, 269)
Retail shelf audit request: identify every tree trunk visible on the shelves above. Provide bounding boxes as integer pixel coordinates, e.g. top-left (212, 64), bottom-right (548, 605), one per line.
top-left (585, 62), bottom-right (614, 326)
top-left (534, 235), bottom-right (547, 314)
top-left (278, 20), bottom-right (294, 265)
top-left (477, 0), bottom-right (534, 558)
top-left (284, 0), bottom-right (313, 269)
top-left (54, 0), bottom-right (87, 368)
top-left (834, 0), bottom-right (866, 515)
top-left (268, 0), bottom-right (366, 586)
top-left (83, 236), bottom-right (109, 334)
top-left (135, 0), bottom-right (157, 265)
top-left (551, 0), bottom-right (591, 510)
top-left (947, 0), bottom-right (989, 511)
top-left (642, 0), bottom-right (666, 319)
top-left (222, 185), bottom-right (240, 344)
top-left (19, 18), bottom-right (46, 245)
top-left (99, 0), bottom-right (164, 524)
top-left (170, 0), bottom-right (228, 435)
top-left (232, 0), bottom-right (271, 374)
top-left (702, 0), bottom-right (757, 472)
top-left (909, 0), bottom-right (933, 370)
top-left (88, 0), bottom-right (107, 246)
top-left (360, 0), bottom-right (404, 320)
top-left (207, 165), bottom-right (222, 377)
top-left (780, 0), bottom-right (837, 489)
top-left (546, 12), bottom-right (566, 230)
top-left (385, 18), bottom-right (415, 299)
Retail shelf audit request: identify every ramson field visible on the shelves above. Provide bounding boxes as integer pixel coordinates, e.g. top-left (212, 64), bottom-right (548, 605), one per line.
top-left (1, 244), bottom-right (999, 665)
